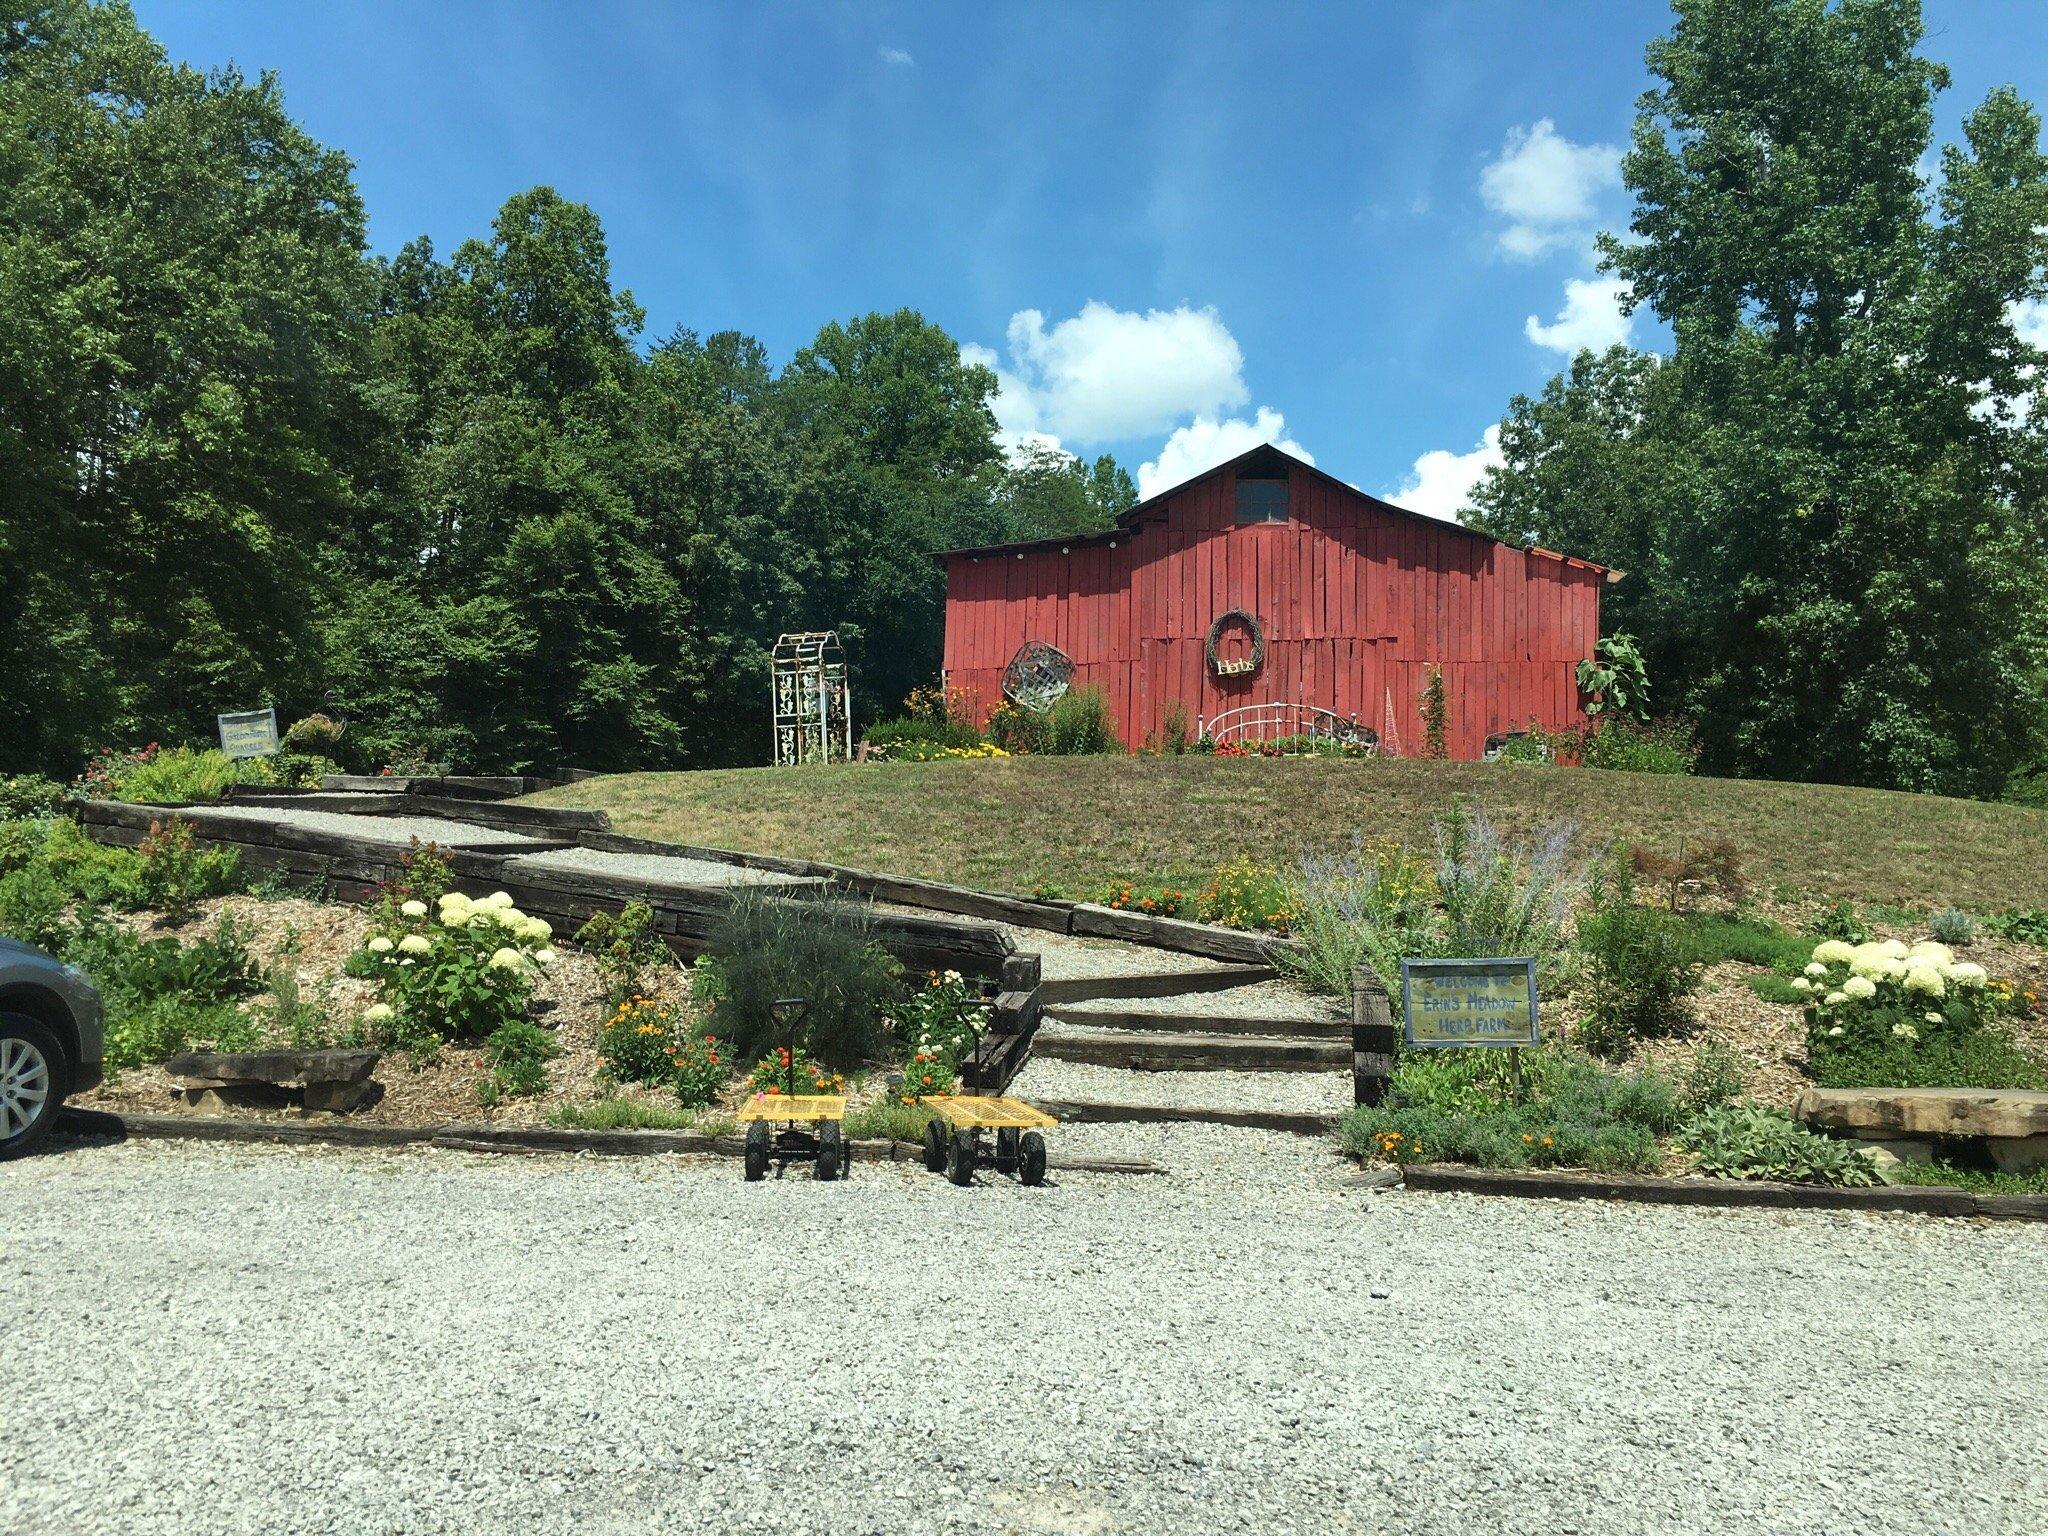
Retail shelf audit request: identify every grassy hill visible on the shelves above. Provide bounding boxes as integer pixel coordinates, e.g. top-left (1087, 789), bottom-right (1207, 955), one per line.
top-left (533, 757), bottom-right (2048, 914)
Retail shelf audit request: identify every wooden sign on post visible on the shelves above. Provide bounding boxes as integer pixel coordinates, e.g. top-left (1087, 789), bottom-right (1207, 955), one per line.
top-left (216, 707), bottom-right (279, 760)
top-left (1400, 958), bottom-right (1539, 1048)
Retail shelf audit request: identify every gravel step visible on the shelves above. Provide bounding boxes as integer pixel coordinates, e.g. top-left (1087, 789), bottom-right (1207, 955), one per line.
top-left (1040, 964), bottom-right (1277, 1003)
top-left (1045, 1006), bottom-right (1349, 1039)
top-left (1034, 1024), bottom-right (1349, 1073)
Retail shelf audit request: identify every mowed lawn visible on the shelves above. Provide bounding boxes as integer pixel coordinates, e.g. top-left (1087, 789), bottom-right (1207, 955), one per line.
top-left (533, 757), bottom-right (2048, 913)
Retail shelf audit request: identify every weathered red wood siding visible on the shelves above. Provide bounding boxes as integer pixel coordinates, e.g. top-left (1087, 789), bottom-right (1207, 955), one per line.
top-left (941, 456), bottom-right (1604, 758)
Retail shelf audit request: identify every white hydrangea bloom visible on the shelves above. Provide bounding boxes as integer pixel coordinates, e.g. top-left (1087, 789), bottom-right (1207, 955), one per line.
top-left (401, 899), bottom-right (428, 918)
top-left (399, 934), bottom-right (431, 955)
top-left (1792, 977), bottom-right (1812, 993)
top-left (1908, 941), bottom-right (1953, 966)
top-left (1803, 962), bottom-right (1828, 978)
top-left (1812, 941), bottom-right (1855, 965)
top-left (1892, 1022), bottom-right (1919, 1040)
top-left (1842, 976), bottom-right (1877, 1000)
top-left (1903, 965), bottom-right (1945, 998)
top-left (1824, 991), bottom-right (1847, 1006)
top-left (488, 947), bottom-right (523, 971)
top-left (534, 947), bottom-right (556, 965)
top-left (1950, 962), bottom-right (1988, 988)
top-left (1826, 1024), bottom-right (1845, 1037)
top-left (363, 1003), bottom-right (393, 1024)
top-left (485, 892), bottom-right (513, 909)
top-left (367, 936), bottom-right (394, 954)
top-left (1923, 1011), bottom-right (1944, 1024)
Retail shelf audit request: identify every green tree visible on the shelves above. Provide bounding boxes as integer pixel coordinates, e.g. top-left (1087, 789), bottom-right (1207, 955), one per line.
top-left (0, 0), bottom-right (375, 773)
top-left (1475, 0), bottom-right (2048, 796)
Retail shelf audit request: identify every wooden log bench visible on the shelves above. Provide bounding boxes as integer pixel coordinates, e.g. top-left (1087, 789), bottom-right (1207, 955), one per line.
top-left (164, 1048), bottom-right (382, 1113)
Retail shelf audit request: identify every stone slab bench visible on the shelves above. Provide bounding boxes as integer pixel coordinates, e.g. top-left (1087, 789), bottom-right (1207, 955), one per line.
top-left (164, 1049), bottom-right (381, 1113)
top-left (1795, 1087), bottom-right (2048, 1172)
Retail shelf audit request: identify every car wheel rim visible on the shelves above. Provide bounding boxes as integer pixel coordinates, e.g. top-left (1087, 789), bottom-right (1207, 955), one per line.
top-left (0, 1036), bottom-right (51, 1140)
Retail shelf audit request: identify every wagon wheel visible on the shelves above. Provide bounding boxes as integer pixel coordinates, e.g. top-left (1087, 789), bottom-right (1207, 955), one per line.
top-left (816, 1122), bottom-right (842, 1182)
top-left (743, 1120), bottom-right (770, 1182)
top-left (921, 1116), bottom-right (947, 1173)
top-left (946, 1126), bottom-right (977, 1187)
top-left (995, 1126), bottom-right (1021, 1174)
top-left (1019, 1130), bottom-right (1048, 1188)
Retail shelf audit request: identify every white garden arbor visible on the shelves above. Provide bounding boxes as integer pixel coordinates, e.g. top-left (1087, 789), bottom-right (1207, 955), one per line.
top-left (769, 631), bottom-right (854, 766)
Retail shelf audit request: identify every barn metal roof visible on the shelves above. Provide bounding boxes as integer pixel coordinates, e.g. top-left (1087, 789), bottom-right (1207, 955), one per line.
top-left (934, 441), bottom-right (1616, 579)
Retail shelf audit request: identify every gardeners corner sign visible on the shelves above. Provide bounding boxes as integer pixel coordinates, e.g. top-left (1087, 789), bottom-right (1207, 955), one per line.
top-left (1401, 958), bottom-right (1539, 1048)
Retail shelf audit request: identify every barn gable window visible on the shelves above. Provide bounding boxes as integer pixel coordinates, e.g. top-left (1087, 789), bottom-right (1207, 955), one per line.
top-left (1235, 466), bottom-right (1289, 524)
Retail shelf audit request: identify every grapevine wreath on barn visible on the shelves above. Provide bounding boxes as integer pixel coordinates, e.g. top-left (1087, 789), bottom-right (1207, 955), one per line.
top-left (1205, 609), bottom-right (1266, 679)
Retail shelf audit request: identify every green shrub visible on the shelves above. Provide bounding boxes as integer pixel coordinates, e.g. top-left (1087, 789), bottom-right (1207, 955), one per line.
top-left (1432, 801), bottom-right (1580, 968)
top-left (1927, 907), bottom-right (1977, 946)
top-left (1681, 1036), bottom-right (1746, 1112)
top-left (1676, 912), bottom-right (1810, 972)
top-left (987, 702), bottom-right (1050, 755)
top-left (1799, 938), bottom-right (2041, 1089)
top-left (0, 818), bottom-right (51, 875)
top-left (548, 1097), bottom-right (701, 1131)
top-left (845, 1100), bottom-right (936, 1142)
top-left (0, 865), bottom-right (70, 950)
top-left (1676, 1104), bottom-right (1878, 1186)
top-left (1575, 854), bottom-right (1704, 1056)
top-left (1338, 1046), bottom-right (1677, 1175)
top-left (1985, 909), bottom-right (2048, 945)
top-left (1746, 973), bottom-right (1807, 1004)
top-left (105, 996), bottom-right (253, 1071)
top-left (1098, 879), bottom-right (1187, 917)
top-left (32, 818), bottom-right (146, 907)
top-left (133, 817), bottom-right (241, 918)
top-left (1576, 716), bottom-right (1699, 774)
top-left (0, 774), bottom-right (66, 821)
top-left (1197, 858), bottom-right (1293, 931)
top-left (573, 900), bottom-right (672, 1007)
top-left (281, 713), bottom-right (347, 755)
top-left (696, 889), bottom-right (902, 1069)
top-left (1281, 834), bottom-right (1438, 999)
top-left (1153, 700), bottom-right (1195, 755)
top-left (1044, 685), bottom-right (1120, 755)
top-left (481, 1020), bottom-right (559, 1101)
top-left (1807, 1031), bottom-right (2046, 1090)
top-left (89, 746), bottom-right (274, 804)
top-left (1813, 899), bottom-right (1869, 944)
top-left (862, 716), bottom-right (986, 760)
top-left (356, 888), bottom-right (555, 1048)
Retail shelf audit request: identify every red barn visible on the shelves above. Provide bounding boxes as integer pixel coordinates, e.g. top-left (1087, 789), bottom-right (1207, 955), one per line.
top-left (938, 443), bottom-right (1614, 757)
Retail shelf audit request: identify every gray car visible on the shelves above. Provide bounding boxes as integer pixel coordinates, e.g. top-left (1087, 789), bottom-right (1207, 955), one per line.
top-left (0, 935), bottom-right (103, 1157)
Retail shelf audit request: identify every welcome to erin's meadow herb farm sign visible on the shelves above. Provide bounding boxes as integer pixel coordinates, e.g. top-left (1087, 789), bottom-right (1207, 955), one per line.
top-left (1401, 958), bottom-right (1539, 1048)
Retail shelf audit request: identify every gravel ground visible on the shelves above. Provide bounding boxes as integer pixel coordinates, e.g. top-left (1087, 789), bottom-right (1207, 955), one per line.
top-left (503, 845), bottom-right (813, 888)
top-left (195, 805), bottom-right (548, 848)
top-left (1014, 1056), bottom-right (1353, 1114)
top-left (1052, 977), bottom-right (1339, 1024)
top-left (15, 1135), bottom-right (2038, 1536)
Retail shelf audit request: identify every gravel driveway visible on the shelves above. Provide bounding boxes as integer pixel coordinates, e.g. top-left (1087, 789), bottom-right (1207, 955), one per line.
top-left (6, 1132), bottom-right (2044, 1536)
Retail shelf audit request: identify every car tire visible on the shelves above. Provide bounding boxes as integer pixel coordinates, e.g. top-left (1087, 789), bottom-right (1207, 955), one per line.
top-left (0, 1013), bottom-right (64, 1161)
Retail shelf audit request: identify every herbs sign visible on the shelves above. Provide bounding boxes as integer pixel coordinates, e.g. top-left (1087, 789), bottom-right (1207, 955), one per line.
top-left (1401, 958), bottom-right (1538, 1048)
top-left (216, 707), bottom-right (279, 760)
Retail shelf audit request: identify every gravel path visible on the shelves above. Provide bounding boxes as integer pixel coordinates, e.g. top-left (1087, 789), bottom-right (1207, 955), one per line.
top-left (1052, 977), bottom-right (1339, 1024)
top-left (1014, 1056), bottom-right (1354, 1114)
top-left (196, 805), bottom-right (547, 848)
top-left (503, 845), bottom-right (812, 888)
top-left (9, 1137), bottom-right (2042, 1536)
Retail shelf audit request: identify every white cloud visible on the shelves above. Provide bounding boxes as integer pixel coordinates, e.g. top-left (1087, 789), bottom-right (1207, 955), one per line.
top-left (1525, 277), bottom-right (1634, 355)
top-left (878, 46), bottom-right (914, 66)
top-left (1136, 408), bottom-right (1311, 499)
top-left (964, 301), bottom-right (1249, 446)
top-left (2013, 296), bottom-right (2048, 354)
top-left (1388, 425), bottom-right (1503, 523)
top-left (1480, 119), bottom-right (1622, 260)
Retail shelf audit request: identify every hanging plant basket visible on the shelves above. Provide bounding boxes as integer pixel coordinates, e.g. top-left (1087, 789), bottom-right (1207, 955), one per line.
top-left (1205, 609), bottom-right (1267, 679)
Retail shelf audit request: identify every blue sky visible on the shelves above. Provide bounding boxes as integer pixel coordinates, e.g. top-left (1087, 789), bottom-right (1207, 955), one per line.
top-left (139, 0), bottom-right (2048, 512)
